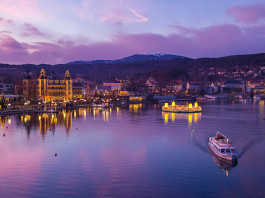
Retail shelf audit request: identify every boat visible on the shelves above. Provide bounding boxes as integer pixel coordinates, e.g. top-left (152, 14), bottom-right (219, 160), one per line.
top-left (208, 132), bottom-right (237, 160)
top-left (208, 147), bottom-right (238, 169)
top-left (162, 101), bottom-right (202, 113)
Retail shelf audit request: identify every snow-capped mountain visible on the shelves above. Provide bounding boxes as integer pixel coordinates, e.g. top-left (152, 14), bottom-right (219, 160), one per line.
top-left (68, 53), bottom-right (187, 65)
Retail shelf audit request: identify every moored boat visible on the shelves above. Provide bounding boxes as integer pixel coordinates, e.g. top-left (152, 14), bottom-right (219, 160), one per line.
top-left (162, 101), bottom-right (202, 113)
top-left (208, 132), bottom-right (237, 160)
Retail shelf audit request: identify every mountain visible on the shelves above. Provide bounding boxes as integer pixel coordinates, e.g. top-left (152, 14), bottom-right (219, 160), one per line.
top-left (68, 53), bottom-right (187, 65)
top-left (1, 53), bottom-right (265, 82)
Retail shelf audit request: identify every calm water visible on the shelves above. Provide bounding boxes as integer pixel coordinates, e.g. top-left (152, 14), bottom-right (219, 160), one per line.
top-left (0, 101), bottom-right (265, 198)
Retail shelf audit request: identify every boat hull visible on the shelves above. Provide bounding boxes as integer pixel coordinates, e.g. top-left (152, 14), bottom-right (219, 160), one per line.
top-left (162, 110), bottom-right (202, 113)
top-left (162, 106), bottom-right (202, 113)
top-left (208, 142), bottom-right (237, 161)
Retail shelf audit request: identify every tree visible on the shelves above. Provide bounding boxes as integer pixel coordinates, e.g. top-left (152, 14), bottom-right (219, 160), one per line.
top-left (0, 92), bottom-right (7, 109)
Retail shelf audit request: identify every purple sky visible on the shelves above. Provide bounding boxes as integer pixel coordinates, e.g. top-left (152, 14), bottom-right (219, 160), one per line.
top-left (0, 0), bottom-right (265, 64)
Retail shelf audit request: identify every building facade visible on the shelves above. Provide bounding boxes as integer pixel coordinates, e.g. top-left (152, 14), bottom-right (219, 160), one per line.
top-left (23, 73), bottom-right (39, 101)
top-left (38, 69), bottom-right (72, 102)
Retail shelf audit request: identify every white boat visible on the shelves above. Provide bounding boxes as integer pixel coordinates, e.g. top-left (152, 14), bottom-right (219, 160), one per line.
top-left (208, 132), bottom-right (237, 160)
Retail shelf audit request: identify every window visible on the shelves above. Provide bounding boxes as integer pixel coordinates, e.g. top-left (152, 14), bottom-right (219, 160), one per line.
top-left (226, 149), bottom-right (231, 154)
top-left (231, 149), bottom-right (236, 154)
top-left (221, 149), bottom-right (225, 153)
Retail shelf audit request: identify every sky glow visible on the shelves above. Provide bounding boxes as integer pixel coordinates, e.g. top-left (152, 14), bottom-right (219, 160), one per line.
top-left (0, 0), bottom-right (265, 64)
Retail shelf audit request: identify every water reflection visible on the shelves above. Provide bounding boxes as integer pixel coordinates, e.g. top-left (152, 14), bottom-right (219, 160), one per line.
top-left (0, 107), bottom-right (127, 139)
top-left (162, 112), bottom-right (202, 126)
top-left (0, 103), bottom-right (265, 197)
top-left (208, 147), bottom-right (238, 176)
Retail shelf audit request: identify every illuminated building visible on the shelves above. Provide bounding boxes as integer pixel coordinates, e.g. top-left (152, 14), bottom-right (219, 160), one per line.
top-left (103, 81), bottom-right (125, 91)
top-left (72, 82), bottom-right (83, 99)
top-left (38, 69), bottom-right (72, 102)
top-left (129, 96), bottom-right (145, 101)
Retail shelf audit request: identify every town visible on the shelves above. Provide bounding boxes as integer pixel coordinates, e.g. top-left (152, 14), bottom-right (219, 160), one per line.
top-left (0, 63), bottom-right (265, 113)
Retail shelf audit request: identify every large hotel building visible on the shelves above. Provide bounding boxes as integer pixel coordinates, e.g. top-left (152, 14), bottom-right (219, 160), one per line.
top-left (23, 69), bottom-right (82, 102)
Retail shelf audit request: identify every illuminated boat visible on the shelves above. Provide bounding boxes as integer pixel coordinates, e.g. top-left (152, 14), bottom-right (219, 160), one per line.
top-left (162, 101), bottom-right (202, 113)
top-left (208, 132), bottom-right (237, 161)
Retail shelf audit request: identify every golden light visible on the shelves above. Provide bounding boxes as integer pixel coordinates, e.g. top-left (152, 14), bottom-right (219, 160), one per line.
top-left (171, 113), bottom-right (175, 122)
top-left (189, 103), bottom-right (192, 109)
top-left (8, 119), bottom-right (11, 124)
top-left (164, 113), bottom-right (168, 123)
top-left (74, 110), bottom-right (77, 118)
top-left (38, 116), bottom-right (41, 121)
top-left (84, 109), bottom-right (86, 120)
top-left (188, 114), bottom-right (192, 124)
top-left (194, 113), bottom-right (198, 123)
top-left (172, 101), bottom-right (175, 107)
top-left (165, 103), bottom-right (168, 108)
top-left (194, 102), bottom-right (198, 108)
top-left (106, 111), bottom-right (109, 122)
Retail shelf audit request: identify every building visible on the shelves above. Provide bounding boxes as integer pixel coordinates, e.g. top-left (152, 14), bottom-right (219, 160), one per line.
top-left (72, 82), bottom-right (83, 99)
top-left (223, 79), bottom-right (244, 93)
top-left (103, 81), bottom-right (125, 91)
top-left (0, 78), bottom-right (15, 94)
top-left (23, 72), bottom-right (39, 101)
top-left (38, 69), bottom-right (72, 102)
top-left (145, 77), bottom-right (156, 90)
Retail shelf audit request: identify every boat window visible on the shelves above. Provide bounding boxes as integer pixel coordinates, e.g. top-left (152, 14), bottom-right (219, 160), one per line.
top-left (226, 149), bottom-right (231, 153)
top-left (231, 149), bottom-right (236, 154)
top-left (221, 149), bottom-right (225, 153)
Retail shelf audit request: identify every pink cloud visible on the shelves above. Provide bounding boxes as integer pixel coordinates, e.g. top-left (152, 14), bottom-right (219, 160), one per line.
top-left (227, 2), bottom-right (265, 24)
top-left (21, 23), bottom-right (50, 37)
top-left (0, 23), bottom-right (265, 64)
top-left (75, 0), bottom-right (148, 24)
top-left (0, 0), bottom-right (44, 21)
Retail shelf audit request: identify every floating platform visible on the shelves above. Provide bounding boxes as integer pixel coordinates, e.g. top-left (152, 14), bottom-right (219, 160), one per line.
top-left (162, 102), bottom-right (202, 113)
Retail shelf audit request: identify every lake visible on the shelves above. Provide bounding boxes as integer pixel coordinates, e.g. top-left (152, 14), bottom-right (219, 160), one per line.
top-left (0, 101), bottom-right (265, 198)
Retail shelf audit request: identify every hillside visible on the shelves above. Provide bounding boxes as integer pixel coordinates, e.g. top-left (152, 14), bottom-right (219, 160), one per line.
top-left (0, 53), bottom-right (265, 81)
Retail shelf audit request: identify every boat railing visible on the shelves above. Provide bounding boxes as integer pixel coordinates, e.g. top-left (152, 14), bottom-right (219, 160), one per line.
top-left (216, 131), bottom-right (226, 139)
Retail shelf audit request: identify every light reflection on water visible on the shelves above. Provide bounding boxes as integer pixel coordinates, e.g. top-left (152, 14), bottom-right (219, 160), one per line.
top-left (0, 102), bottom-right (265, 198)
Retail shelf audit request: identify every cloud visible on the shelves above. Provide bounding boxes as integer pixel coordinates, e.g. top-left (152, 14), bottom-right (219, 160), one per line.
top-left (0, 0), bottom-right (44, 21)
top-left (0, 33), bottom-right (24, 49)
top-left (119, 0), bottom-right (148, 22)
top-left (226, 2), bottom-right (265, 24)
top-left (75, 0), bottom-right (148, 24)
top-left (21, 23), bottom-right (50, 37)
top-left (0, 23), bottom-right (265, 64)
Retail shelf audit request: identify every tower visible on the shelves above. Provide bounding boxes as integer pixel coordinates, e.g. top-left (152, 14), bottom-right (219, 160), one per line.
top-left (38, 69), bottom-right (48, 101)
top-left (64, 70), bottom-right (72, 101)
